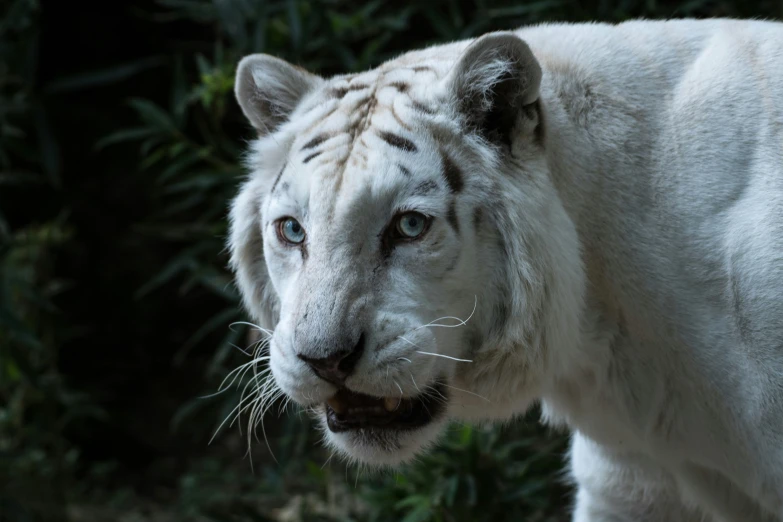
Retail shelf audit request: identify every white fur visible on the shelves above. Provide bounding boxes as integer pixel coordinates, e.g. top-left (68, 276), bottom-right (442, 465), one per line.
top-left (229, 18), bottom-right (783, 521)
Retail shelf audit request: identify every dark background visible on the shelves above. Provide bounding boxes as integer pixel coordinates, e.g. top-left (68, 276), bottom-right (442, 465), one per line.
top-left (2, 1), bottom-right (781, 521)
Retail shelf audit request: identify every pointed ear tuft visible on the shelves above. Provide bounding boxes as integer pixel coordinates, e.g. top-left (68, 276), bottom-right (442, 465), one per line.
top-left (447, 33), bottom-right (542, 147)
top-left (235, 54), bottom-right (323, 135)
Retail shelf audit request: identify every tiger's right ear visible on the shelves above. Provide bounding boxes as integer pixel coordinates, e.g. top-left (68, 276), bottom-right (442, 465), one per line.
top-left (235, 54), bottom-right (324, 135)
top-left (446, 33), bottom-right (541, 147)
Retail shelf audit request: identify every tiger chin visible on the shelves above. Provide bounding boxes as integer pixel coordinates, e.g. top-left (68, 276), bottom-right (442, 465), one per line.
top-left (227, 19), bottom-right (783, 522)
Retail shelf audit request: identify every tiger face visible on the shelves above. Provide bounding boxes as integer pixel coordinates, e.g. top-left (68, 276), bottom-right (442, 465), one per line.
top-left (228, 32), bottom-right (584, 466)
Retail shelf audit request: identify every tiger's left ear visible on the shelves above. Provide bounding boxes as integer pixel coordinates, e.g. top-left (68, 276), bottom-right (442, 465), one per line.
top-left (446, 32), bottom-right (542, 147)
top-left (235, 54), bottom-right (324, 135)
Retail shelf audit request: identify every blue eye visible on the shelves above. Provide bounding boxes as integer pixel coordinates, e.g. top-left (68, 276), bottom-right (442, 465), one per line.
top-left (279, 218), bottom-right (305, 244)
top-left (396, 212), bottom-right (427, 238)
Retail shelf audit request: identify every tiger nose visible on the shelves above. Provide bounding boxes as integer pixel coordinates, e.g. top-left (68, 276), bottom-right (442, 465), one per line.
top-left (298, 333), bottom-right (366, 386)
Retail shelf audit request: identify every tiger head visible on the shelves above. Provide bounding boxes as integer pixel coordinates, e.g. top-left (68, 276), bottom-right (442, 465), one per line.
top-left (228, 32), bottom-right (585, 466)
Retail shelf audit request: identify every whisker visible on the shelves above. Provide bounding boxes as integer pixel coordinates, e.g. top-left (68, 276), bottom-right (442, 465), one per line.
top-left (415, 350), bottom-right (472, 363)
top-left (247, 382), bottom-right (278, 433)
top-left (242, 443), bottom-right (255, 475)
top-left (224, 374), bottom-right (270, 432)
top-left (409, 371), bottom-right (421, 394)
top-left (200, 357), bottom-right (270, 399)
top-left (418, 394), bottom-right (433, 418)
top-left (414, 295), bottom-right (477, 330)
top-left (393, 379), bottom-right (404, 398)
top-left (424, 384), bottom-right (448, 404)
top-left (207, 320), bottom-right (284, 466)
top-left (230, 378), bottom-right (270, 430)
top-left (398, 335), bottom-right (424, 349)
top-left (234, 375), bottom-right (274, 436)
top-left (249, 337), bottom-right (271, 358)
top-left (229, 342), bottom-right (254, 357)
top-left (231, 366), bottom-right (271, 411)
top-left (441, 383), bottom-right (491, 403)
top-left (229, 321), bottom-right (274, 336)
top-left (425, 395), bottom-right (448, 409)
top-left (278, 396), bottom-right (292, 417)
top-left (399, 336), bottom-right (472, 362)
top-left (237, 335), bottom-right (271, 359)
top-left (249, 389), bottom-right (283, 464)
top-left (209, 391), bottom-right (253, 445)
top-left (321, 451), bottom-right (336, 470)
top-left (397, 357), bottom-right (412, 363)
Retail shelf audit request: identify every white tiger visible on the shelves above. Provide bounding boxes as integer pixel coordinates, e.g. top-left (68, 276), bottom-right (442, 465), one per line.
top-left (228, 18), bottom-right (783, 521)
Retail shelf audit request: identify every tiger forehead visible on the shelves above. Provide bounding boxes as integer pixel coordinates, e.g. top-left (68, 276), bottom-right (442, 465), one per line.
top-left (291, 68), bottom-right (438, 172)
top-left (329, 61), bottom-right (445, 97)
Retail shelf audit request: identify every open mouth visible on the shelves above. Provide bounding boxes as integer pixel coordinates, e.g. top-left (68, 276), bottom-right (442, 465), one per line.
top-left (325, 382), bottom-right (447, 433)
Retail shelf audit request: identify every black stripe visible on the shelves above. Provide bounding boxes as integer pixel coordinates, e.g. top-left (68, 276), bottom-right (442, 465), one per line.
top-left (531, 98), bottom-right (545, 145)
top-left (413, 180), bottom-right (438, 195)
top-left (441, 151), bottom-right (464, 193)
top-left (302, 134), bottom-right (329, 150)
top-left (388, 81), bottom-right (409, 93)
top-left (447, 200), bottom-right (459, 234)
top-left (473, 207), bottom-right (483, 229)
top-left (331, 87), bottom-right (349, 98)
top-left (331, 83), bottom-right (370, 99)
top-left (444, 252), bottom-right (460, 273)
top-left (303, 151), bottom-right (321, 164)
top-left (270, 163), bottom-right (286, 193)
top-left (410, 100), bottom-right (434, 114)
top-left (378, 131), bottom-right (417, 153)
top-left (398, 164), bottom-right (412, 177)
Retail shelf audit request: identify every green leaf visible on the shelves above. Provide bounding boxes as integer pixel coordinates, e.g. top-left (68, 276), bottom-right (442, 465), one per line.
top-left (170, 57), bottom-right (190, 127)
top-left (206, 322), bottom-right (245, 377)
top-left (487, 1), bottom-right (566, 18)
top-left (5, 359), bottom-right (21, 382)
top-left (395, 495), bottom-right (430, 510)
top-left (305, 460), bottom-right (327, 482)
top-left (45, 56), bottom-right (166, 93)
top-left (286, 0), bottom-right (302, 49)
top-left (140, 147), bottom-right (167, 170)
top-left (128, 98), bottom-right (179, 133)
top-left (33, 104), bottom-right (61, 187)
top-left (134, 252), bottom-right (197, 299)
top-left (157, 192), bottom-right (209, 218)
top-left (94, 127), bottom-right (159, 150)
top-left (173, 307), bottom-right (240, 366)
top-left (158, 150), bottom-right (208, 182)
top-left (0, 308), bottom-right (41, 348)
top-left (170, 395), bottom-right (210, 433)
top-left (463, 473), bottom-right (477, 506)
top-left (162, 173), bottom-right (224, 194)
top-left (443, 475), bottom-right (459, 507)
top-left (400, 505), bottom-right (432, 522)
top-left (459, 424), bottom-right (474, 445)
top-left (185, 269), bottom-right (239, 302)
top-left (195, 53), bottom-right (212, 77)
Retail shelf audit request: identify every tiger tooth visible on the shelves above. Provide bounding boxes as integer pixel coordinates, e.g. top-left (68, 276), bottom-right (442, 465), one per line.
top-left (384, 397), bottom-right (399, 412)
top-left (327, 397), bottom-right (346, 414)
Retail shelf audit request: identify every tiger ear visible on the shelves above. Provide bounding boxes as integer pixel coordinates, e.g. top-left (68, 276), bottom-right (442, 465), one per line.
top-left (235, 54), bottom-right (324, 135)
top-left (446, 33), bottom-right (542, 146)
